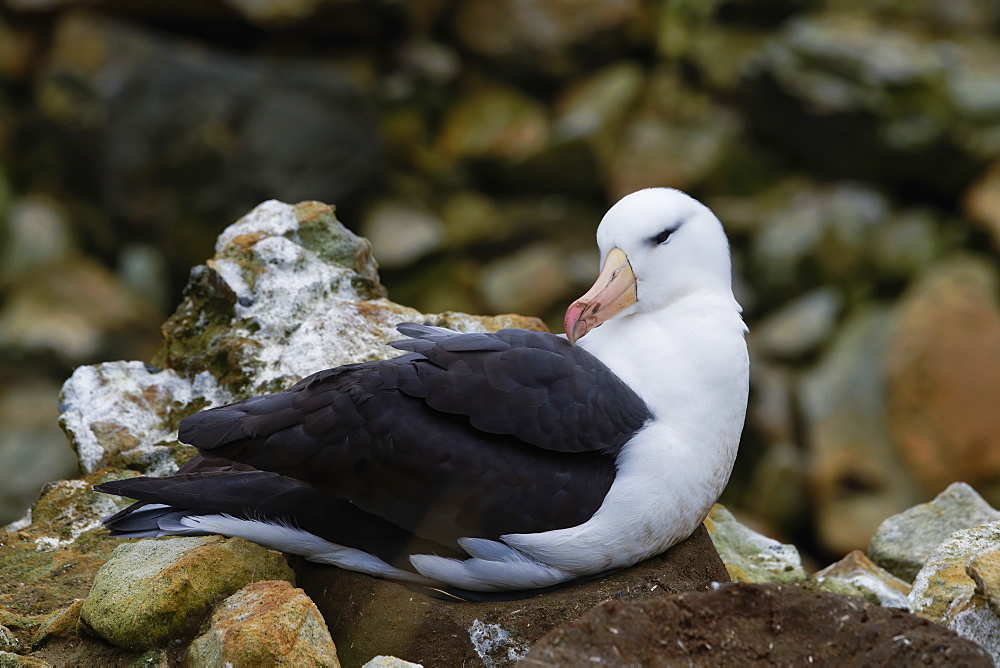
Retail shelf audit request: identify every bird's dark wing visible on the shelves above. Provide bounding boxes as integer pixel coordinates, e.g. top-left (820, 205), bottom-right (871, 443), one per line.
top-left (388, 323), bottom-right (652, 454)
top-left (173, 325), bottom-right (639, 545)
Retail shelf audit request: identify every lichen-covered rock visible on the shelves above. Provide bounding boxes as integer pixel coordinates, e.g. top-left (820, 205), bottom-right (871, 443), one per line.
top-left (888, 258), bottom-right (1000, 496)
top-left (800, 307), bottom-right (922, 554)
top-left (811, 550), bottom-right (910, 608)
top-left (29, 600), bottom-right (82, 649)
top-left (187, 580), bottom-right (339, 667)
top-left (968, 549), bottom-right (1000, 620)
top-left (0, 625), bottom-right (21, 653)
top-left (297, 525), bottom-right (728, 667)
top-left (59, 199), bottom-right (545, 477)
top-left (59, 362), bottom-right (209, 476)
top-left (0, 651), bottom-right (49, 667)
top-left (703, 504), bottom-right (805, 584)
top-left (868, 482), bottom-right (1000, 582)
top-left (79, 536), bottom-right (294, 651)
top-left (909, 522), bottom-right (1000, 661)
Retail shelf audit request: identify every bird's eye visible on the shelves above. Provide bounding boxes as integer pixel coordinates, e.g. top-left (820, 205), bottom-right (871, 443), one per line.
top-left (652, 226), bottom-right (678, 245)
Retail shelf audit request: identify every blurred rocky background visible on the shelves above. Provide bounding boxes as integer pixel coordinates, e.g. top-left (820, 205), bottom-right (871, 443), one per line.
top-left (1, 0), bottom-right (999, 565)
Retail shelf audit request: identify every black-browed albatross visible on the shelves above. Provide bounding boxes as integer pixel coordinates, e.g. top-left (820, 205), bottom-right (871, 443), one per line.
top-left (96, 187), bottom-right (749, 596)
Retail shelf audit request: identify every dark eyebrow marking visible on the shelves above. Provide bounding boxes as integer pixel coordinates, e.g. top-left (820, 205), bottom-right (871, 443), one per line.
top-left (651, 225), bottom-right (680, 245)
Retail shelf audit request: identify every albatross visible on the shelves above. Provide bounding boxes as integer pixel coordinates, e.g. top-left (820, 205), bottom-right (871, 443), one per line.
top-left (95, 187), bottom-right (749, 596)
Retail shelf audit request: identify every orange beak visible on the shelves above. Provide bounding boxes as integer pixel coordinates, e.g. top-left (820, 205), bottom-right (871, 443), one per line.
top-left (564, 248), bottom-right (637, 344)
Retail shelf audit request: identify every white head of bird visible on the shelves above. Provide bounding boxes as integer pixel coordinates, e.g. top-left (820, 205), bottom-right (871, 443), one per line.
top-left (565, 188), bottom-right (739, 345)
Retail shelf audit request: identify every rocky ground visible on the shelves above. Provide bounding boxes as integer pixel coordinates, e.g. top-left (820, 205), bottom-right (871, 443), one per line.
top-left (2, 1), bottom-right (1000, 568)
top-left (1, 204), bottom-right (998, 666)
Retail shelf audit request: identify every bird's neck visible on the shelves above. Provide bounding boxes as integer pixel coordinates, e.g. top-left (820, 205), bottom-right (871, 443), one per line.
top-left (578, 290), bottom-right (749, 440)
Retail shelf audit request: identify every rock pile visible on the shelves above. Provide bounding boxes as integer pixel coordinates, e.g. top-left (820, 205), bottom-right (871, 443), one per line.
top-left (1, 203), bottom-right (998, 665)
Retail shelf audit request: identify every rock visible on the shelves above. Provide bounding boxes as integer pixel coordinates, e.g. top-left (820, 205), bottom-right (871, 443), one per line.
top-left (187, 580), bottom-right (339, 667)
top-left (811, 550), bottom-right (910, 608)
top-left (552, 61), bottom-right (644, 152)
top-left (800, 307), bottom-right (922, 554)
top-left (295, 524), bottom-right (729, 667)
top-left (479, 243), bottom-right (574, 316)
top-left (0, 625), bottom-right (21, 653)
top-left (37, 12), bottom-right (381, 274)
top-left (964, 160), bottom-right (1000, 253)
top-left (742, 15), bottom-right (995, 198)
top-left (605, 71), bottom-right (738, 198)
top-left (753, 287), bottom-right (843, 360)
top-left (59, 362), bottom-right (209, 476)
top-left (868, 482), bottom-right (1000, 583)
top-left (0, 195), bottom-right (72, 287)
top-left (524, 582), bottom-right (992, 666)
top-left (703, 504), bottom-right (806, 584)
top-left (909, 522), bottom-right (1000, 661)
top-left (0, 652), bottom-right (48, 667)
top-left (436, 86), bottom-right (549, 162)
top-left (451, 0), bottom-right (645, 76)
top-left (59, 200), bottom-right (544, 477)
top-left (750, 183), bottom-right (886, 299)
top-left (968, 550), bottom-right (1000, 618)
top-left (0, 379), bottom-right (79, 526)
top-left (0, 256), bottom-right (156, 365)
top-left (440, 191), bottom-right (507, 248)
top-left (221, 0), bottom-right (325, 25)
top-left (888, 257), bottom-right (1000, 497)
top-left (362, 657), bottom-right (422, 668)
top-left (30, 600), bottom-right (82, 648)
top-left (79, 536), bottom-right (294, 651)
top-left (361, 200), bottom-right (444, 269)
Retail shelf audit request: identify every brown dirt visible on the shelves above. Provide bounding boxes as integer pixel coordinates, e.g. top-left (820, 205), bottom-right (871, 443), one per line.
top-left (523, 582), bottom-right (993, 666)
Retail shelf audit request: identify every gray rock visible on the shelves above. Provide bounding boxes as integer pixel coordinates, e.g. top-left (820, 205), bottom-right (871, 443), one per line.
top-left (605, 71), bottom-right (738, 198)
top-left (451, 0), bottom-right (645, 76)
top-left (0, 380), bottom-right (79, 526)
top-left (38, 12), bottom-right (381, 273)
top-left (909, 522), bottom-right (1000, 662)
top-left (800, 307), bottom-right (922, 555)
top-left (811, 550), bottom-right (910, 608)
top-left (703, 504), bottom-right (806, 584)
top-left (187, 580), bottom-right (339, 667)
top-left (79, 536), bottom-right (295, 651)
top-left (743, 15), bottom-right (1000, 198)
top-left (479, 243), bottom-right (573, 316)
top-left (0, 196), bottom-right (72, 287)
top-left (753, 287), bottom-right (843, 360)
top-left (296, 525), bottom-right (728, 667)
top-left (361, 200), bottom-right (444, 269)
top-left (869, 482), bottom-right (1000, 583)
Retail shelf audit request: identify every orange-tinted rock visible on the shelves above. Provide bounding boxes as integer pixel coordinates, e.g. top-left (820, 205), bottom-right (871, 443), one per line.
top-left (187, 580), bottom-right (339, 667)
top-left (888, 257), bottom-right (1000, 495)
